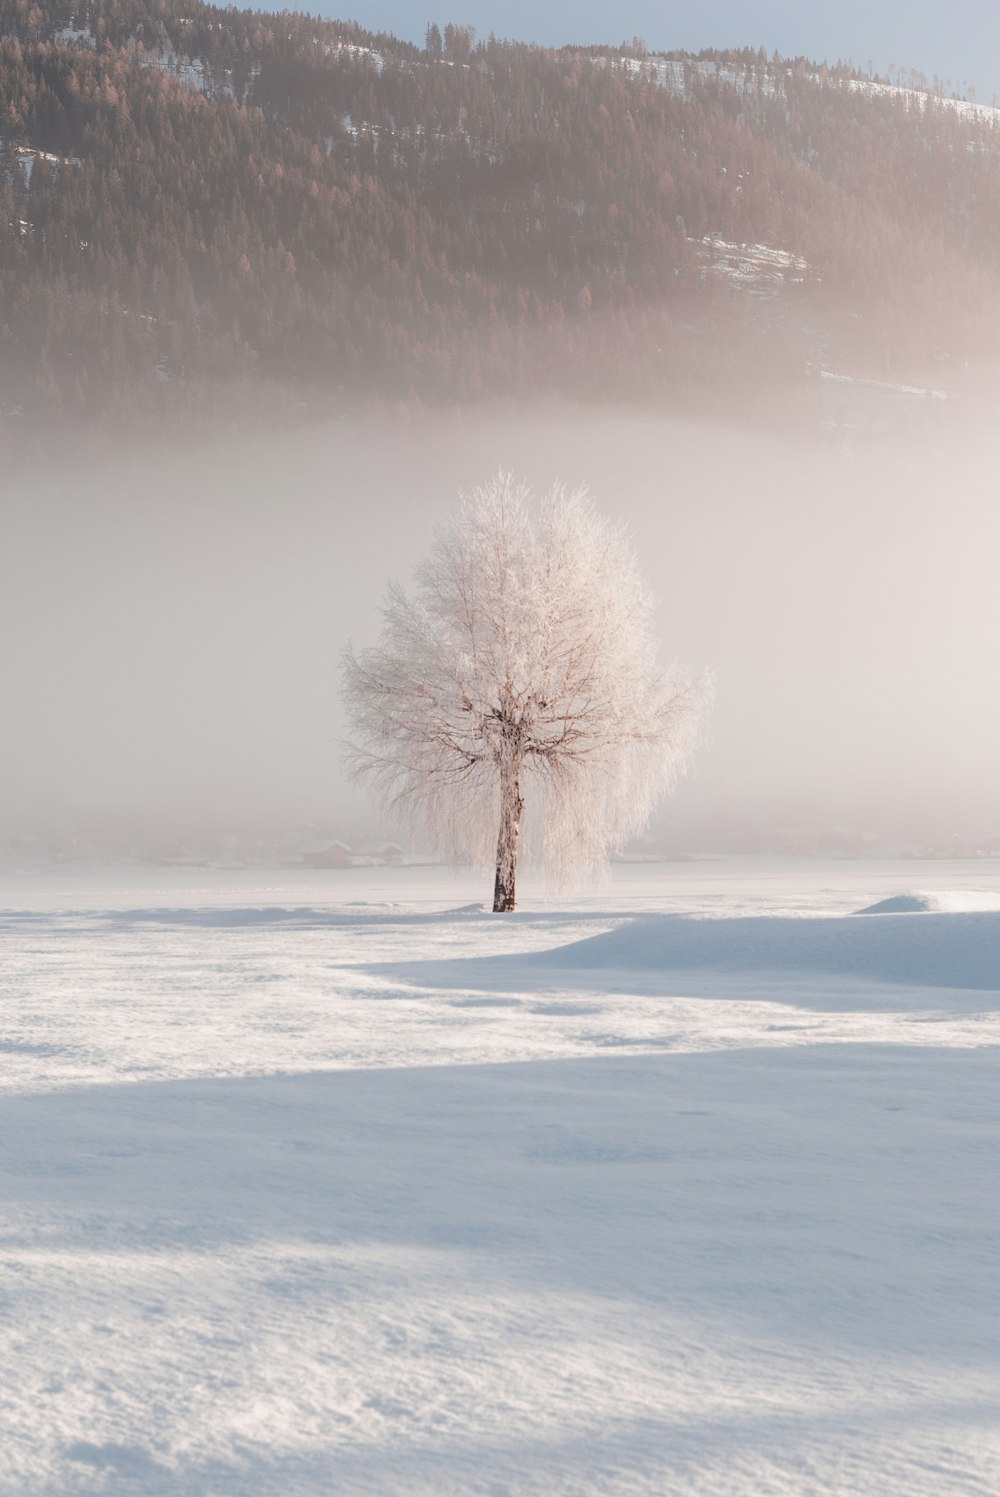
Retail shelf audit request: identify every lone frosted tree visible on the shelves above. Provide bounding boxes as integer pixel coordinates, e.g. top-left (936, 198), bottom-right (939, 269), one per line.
top-left (343, 474), bottom-right (708, 911)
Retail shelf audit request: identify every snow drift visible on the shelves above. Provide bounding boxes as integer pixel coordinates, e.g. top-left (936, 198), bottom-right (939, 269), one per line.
top-left (532, 912), bottom-right (1000, 992)
top-left (854, 890), bottom-right (1000, 915)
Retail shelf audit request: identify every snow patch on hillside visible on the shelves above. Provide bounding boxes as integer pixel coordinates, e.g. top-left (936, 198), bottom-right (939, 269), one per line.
top-left (696, 237), bottom-right (810, 299)
top-left (621, 52), bottom-right (1000, 130)
top-left (842, 76), bottom-right (1000, 125)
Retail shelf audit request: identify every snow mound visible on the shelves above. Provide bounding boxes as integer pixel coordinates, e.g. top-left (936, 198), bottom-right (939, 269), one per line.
top-left (855, 891), bottom-right (1000, 915)
top-left (533, 911), bottom-right (1000, 993)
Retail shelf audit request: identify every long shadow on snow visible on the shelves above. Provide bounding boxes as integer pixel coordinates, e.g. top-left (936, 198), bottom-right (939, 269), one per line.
top-left (366, 911), bottom-right (1000, 1008)
top-left (2, 1044), bottom-right (999, 1365)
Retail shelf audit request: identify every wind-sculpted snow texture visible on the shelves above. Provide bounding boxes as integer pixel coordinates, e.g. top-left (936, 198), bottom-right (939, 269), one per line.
top-left (1, 860), bottom-right (999, 1496)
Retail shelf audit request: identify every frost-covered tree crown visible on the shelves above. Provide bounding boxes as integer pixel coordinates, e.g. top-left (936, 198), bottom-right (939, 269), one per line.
top-left (343, 473), bottom-right (708, 893)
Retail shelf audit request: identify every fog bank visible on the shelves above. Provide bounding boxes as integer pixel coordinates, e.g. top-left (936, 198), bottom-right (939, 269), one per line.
top-left (3, 406), bottom-right (999, 857)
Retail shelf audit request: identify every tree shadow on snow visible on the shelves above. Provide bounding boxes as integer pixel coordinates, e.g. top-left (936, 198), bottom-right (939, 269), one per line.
top-left (2, 1045), bottom-right (998, 1364)
top-left (364, 911), bottom-right (1000, 1011)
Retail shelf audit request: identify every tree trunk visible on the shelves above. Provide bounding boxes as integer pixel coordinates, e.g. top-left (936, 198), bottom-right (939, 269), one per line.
top-left (493, 754), bottom-right (523, 912)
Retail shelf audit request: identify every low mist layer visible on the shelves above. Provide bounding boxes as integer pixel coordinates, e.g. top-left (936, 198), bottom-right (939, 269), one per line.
top-left (4, 404), bottom-right (999, 861)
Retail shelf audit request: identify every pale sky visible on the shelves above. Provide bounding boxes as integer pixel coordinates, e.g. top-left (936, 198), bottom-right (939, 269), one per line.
top-left (313, 1), bottom-right (1000, 102)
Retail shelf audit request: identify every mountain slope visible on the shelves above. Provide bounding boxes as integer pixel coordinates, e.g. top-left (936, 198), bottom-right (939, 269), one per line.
top-left (3, 1), bottom-right (1000, 430)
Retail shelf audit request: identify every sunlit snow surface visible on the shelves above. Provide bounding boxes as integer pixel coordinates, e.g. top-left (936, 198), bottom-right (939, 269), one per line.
top-left (1, 860), bottom-right (999, 1496)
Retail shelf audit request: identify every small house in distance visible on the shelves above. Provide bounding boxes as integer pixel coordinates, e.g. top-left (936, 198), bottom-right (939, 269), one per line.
top-left (300, 839), bottom-right (352, 869)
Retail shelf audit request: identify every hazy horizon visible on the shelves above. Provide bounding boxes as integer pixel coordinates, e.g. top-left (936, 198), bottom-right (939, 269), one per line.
top-left (5, 400), bottom-right (1000, 860)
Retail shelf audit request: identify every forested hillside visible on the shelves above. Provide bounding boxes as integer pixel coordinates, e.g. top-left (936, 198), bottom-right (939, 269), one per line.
top-left (3, 0), bottom-right (1000, 432)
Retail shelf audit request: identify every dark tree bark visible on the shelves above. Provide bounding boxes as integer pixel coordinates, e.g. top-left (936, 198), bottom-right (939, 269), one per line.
top-left (492, 752), bottom-right (523, 912)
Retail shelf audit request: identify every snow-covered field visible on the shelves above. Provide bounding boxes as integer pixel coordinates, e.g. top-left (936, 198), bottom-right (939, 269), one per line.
top-left (2, 859), bottom-right (998, 1496)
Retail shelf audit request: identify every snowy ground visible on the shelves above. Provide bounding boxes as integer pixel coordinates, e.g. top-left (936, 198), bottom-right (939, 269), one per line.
top-left (1, 859), bottom-right (998, 1496)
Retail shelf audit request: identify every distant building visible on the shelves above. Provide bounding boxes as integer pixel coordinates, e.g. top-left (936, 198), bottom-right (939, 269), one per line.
top-left (300, 839), bottom-right (352, 869)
